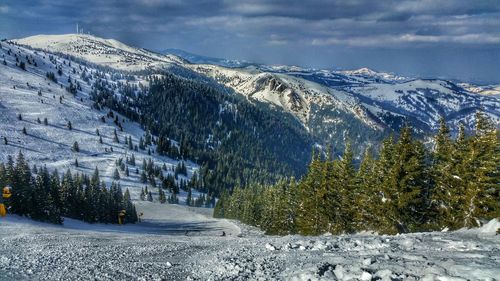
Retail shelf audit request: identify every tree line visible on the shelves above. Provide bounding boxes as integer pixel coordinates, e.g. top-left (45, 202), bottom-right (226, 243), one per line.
top-left (0, 152), bottom-right (138, 224)
top-left (215, 113), bottom-right (499, 235)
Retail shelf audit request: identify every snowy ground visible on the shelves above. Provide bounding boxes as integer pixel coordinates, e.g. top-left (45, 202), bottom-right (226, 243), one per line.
top-left (1, 207), bottom-right (499, 281)
top-left (0, 40), bottom-right (199, 202)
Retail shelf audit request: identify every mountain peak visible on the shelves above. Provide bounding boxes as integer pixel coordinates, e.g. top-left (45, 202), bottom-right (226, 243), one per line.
top-left (339, 67), bottom-right (407, 82)
top-left (14, 33), bottom-right (184, 71)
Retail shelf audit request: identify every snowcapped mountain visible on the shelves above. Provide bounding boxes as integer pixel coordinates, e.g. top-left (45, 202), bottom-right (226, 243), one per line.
top-left (9, 34), bottom-right (500, 146)
top-left (14, 34), bottom-right (186, 71)
top-left (339, 67), bottom-right (408, 83)
top-left (0, 38), bottom-right (200, 203)
top-left (188, 63), bottom-right (499, 137)
top-left (162, 48), bottom-right (251, 68)
top-left (458, 83), bottom-right (500, 97)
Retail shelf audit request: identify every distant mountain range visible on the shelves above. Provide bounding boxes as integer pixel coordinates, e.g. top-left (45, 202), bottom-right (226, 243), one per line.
top-left (14, 34), bottom-right (500, 147)
top-left (162, 48), bottom-right (252, 68)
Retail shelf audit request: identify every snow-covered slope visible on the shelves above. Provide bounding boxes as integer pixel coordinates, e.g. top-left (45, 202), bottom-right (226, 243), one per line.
top-left (190, 63), bottom-right (500, 134)
top-left (0, 40), bottom-right (200, 203)
top-left (13, 34), bottom-right (500, 139)
top-left (189, 64), bottom-right (381, 129)
top-left (459, 83), bottom-right (500, 97)
top-left (340, 67), bottom-right (408, 83)
top-left (1, 214), bottom-right (499, 280)
top-left (14, 34), bottom-right (185, 71)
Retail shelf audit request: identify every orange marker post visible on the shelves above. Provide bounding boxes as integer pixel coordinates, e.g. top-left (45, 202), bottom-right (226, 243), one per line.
top-left (118, 210), bottom-right (126, 225)
top-left (1, 186), bottom-right (12, 217)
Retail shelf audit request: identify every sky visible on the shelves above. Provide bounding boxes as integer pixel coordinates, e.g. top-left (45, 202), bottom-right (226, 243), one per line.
top-left (1, 0), bottom-right (499, 84)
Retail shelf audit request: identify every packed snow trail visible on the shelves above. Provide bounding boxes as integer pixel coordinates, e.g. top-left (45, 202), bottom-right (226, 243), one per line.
top-left (1, 209), bottom-right (499, 281)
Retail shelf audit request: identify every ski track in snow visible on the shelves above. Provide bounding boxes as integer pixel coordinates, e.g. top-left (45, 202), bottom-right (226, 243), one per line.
top-left (1, 214), bottom-right (499, 281)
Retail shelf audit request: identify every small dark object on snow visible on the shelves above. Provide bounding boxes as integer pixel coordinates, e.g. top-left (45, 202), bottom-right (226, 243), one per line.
top-left (221, 231), bottom-right (226, 237)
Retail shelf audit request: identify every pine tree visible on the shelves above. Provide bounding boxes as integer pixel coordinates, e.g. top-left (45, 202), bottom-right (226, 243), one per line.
top-left (128, 136), bottom-right (133, 150)
top-left (373, 135), bottom-right (399, 234)
top-left (390, 127), bottom-right (428, 233)
top-left (72, 141), bottom-right (80, 152)
top-left (67, 121), bottom-right (72, 130)
top-left (113, 168), bottom-right (120, 180)
top-left (139, 137), bottom-right (145, 150)
top-left (334, 143), bottom-right (357, 233)
top-left (186, 188), bottom-right (192, 206)
top-left (159, 188), bottom-right (166, 204)
top-left (297, 149), bottom-right (329, 235)
top-left (10, 152), bottom-right (33, 216)
top-left (458, 113), bottom-right (499, 227)
top-left (429, 117), bottom-right (459, 229)
top-left (354, 148), bottom-right (380, 231)
top-left (130, 154), bottom-right (136, 166)
top-left (113, 129), bottom-right (119, 143)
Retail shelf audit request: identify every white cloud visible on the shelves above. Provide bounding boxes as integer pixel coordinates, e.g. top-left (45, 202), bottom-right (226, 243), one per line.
top-left (0, 5), bottom-right (9, 14)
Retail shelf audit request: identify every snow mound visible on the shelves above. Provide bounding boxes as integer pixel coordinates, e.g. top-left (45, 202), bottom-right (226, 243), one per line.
top-left (475, 219), bottom-right (500, 234)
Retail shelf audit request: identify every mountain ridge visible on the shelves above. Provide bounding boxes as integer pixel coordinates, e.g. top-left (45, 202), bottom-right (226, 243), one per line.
top-left (11, 34), bottom-right (500, 139)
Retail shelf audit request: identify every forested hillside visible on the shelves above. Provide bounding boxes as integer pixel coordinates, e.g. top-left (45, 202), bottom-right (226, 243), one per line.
top-left (88, 70), bottom-right (314, 196)
top-left (215, 113), bottom-right (499, 235)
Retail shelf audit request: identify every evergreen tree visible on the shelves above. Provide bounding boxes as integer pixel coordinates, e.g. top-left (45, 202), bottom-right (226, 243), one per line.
top-left (10, 152), bottom-right (33, 216)
top-left (353, 149), bottom-right (379, 231)
top-left (138, 187), bottom-right (145, 201)
top-left (186, 188), bottom-right (192, 206)
top-left (386, 127), bottom-right (428, 233)
top-left (297, 150), bottom-right (329, 235)
top-left (72, 141), bottom-right (80, 152)
top-left (458, 113), bottom-right (500, 227)
top-left (159, 188), bottom-right (166, 204)
top-left (113, 129), bottom-right (119, 143)
top-left (113, 168), bottom-right (120, 180)
top-left (429, 117), bottom-right (459, 229)
top-left (333, 143), bottom-right (357, 233)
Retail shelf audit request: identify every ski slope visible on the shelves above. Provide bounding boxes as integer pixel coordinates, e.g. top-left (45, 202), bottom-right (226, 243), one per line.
top-left (14, 34), bottom-right (185, 71)
top-left (0, 40), bottom-right (199, 203)
top-left (0, 215), bottom-right (498, 280)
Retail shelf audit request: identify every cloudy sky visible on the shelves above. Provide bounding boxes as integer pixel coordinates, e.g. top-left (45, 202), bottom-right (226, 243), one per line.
top-left (1, 0), bottom-right (499, 84)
